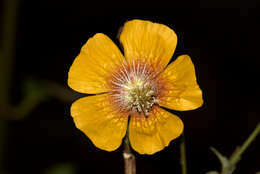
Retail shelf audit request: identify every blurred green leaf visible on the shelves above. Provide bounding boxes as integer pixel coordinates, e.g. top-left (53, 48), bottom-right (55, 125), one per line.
top-left (11, 78), bottom-right (50, 119)
top-left (43, 163), bottom-right (77, 174)
top-left (206, 171), bottom-right (219, 174)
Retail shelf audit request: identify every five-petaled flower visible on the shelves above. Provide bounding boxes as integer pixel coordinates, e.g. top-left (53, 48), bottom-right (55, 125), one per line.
top-left (68, 19), bottom-right (203, 154)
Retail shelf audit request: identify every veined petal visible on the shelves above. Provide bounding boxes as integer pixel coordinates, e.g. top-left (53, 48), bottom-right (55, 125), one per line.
top-left (159, 55), bottom-right (203, 111)
top-left (71, 94), bottom-right (128, 151)
top-left (129, 106), bottom-right (183, 154)
top-left (120, 19), bottom-right (177, 71)
top-left (68, 33), bottom-right (124, 94)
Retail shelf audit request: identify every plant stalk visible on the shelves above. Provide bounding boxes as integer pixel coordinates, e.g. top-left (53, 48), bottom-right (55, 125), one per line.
top-left (180, 133), bottom-right (188, 174)
top-left (123, 131), bottom-right (136, 174)
top-left (230, 122), bottom-right (260, 164)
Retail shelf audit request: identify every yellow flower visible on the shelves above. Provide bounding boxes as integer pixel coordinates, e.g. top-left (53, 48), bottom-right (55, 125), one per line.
top-left (68, 19), bottom-right (203, 154)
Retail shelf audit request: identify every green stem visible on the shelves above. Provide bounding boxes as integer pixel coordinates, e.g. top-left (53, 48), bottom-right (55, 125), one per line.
top-left (230, 122), bottom-right (260, 164)
top-left (180, 134), bottom-right (188, 174)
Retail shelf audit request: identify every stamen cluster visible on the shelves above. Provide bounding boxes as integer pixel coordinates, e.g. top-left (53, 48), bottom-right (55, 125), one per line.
top-left (109, 61), bottom-right (159, 116)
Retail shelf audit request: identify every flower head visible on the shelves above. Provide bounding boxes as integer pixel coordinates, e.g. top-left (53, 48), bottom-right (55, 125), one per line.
top-left (68, 19), bottom-right (203, 154)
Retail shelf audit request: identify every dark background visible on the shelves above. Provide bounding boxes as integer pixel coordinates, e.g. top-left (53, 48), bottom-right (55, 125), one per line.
top-left (0, 1), bottom-right (259, 174)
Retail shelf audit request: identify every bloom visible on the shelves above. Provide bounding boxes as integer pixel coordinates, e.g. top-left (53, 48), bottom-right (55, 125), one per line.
top-left (68, 19), bottom-right (203, 154)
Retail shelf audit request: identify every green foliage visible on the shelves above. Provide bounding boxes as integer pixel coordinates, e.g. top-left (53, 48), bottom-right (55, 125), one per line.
top-left (43, 163), bottom-right (77, 174)
top-left (204, 123), bottom-right (260, 174)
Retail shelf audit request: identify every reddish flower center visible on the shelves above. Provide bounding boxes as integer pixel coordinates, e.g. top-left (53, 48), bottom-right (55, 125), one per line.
top-left (109, 61), bottom-right (161, 116)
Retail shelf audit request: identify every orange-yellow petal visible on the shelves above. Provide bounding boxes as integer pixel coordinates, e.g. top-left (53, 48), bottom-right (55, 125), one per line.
top-left (159, 55), bottom-right (203, 111)
top-left (129, 106), bottom-right (183, 154)
top-left (68, 33), bottom-right (125, 94)
top-left (71, 94), bottom-right (128, 151)
top-left (120, 19), bottom-right (177, 71)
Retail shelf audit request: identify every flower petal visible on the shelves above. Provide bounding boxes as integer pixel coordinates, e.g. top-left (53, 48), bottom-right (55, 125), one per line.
top-left (129, 106), bottom-right (183, 154)
top-left (68, 33), bottom-right (125, 94)
top-left (71, 94), bottom-right (128, 151)
top-left (159, 55), bottom-right (203, 111)
top-left (120, 19), bottom-right (177, 71)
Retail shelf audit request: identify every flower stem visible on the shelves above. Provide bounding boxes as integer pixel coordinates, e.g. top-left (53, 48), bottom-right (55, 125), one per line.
top-left (230, 122), bottom-right (260, 165)
top-left (123, 130), bottom-right (136, 174)
top-left (180, 133), bottom-right (188, 174)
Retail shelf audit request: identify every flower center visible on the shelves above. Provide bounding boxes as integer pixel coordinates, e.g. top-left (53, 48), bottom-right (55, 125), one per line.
top-left (109, 61), bottom-right (159, 116)
top-left (123, 77), bottom-right (158, 116)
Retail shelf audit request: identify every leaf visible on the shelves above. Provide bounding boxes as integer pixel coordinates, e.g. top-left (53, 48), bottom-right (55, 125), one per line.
top-left (43, 163), bottom-right (77, 174)
top-left (206, 171), bottom-right (219, 174)
top-left (210, 147), bottom-right (235, 174)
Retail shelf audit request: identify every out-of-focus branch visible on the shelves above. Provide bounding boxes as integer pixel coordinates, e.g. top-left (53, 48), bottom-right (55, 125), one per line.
top-left (45, 80), bottom-right (84, 103)
top-left (4, 78), bottom-right (84, 120)
top-left (0, 0), bottom-right (19, 109)
top-left (0, 0), bottom-right (20, 173)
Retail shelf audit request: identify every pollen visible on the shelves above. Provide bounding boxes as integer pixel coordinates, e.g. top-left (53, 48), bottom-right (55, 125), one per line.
top-left (109, 61), bottom-right (160, 116)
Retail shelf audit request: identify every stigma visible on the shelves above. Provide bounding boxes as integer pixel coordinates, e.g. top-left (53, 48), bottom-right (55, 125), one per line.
top-left (109, 60), bottom-right (160, 117)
